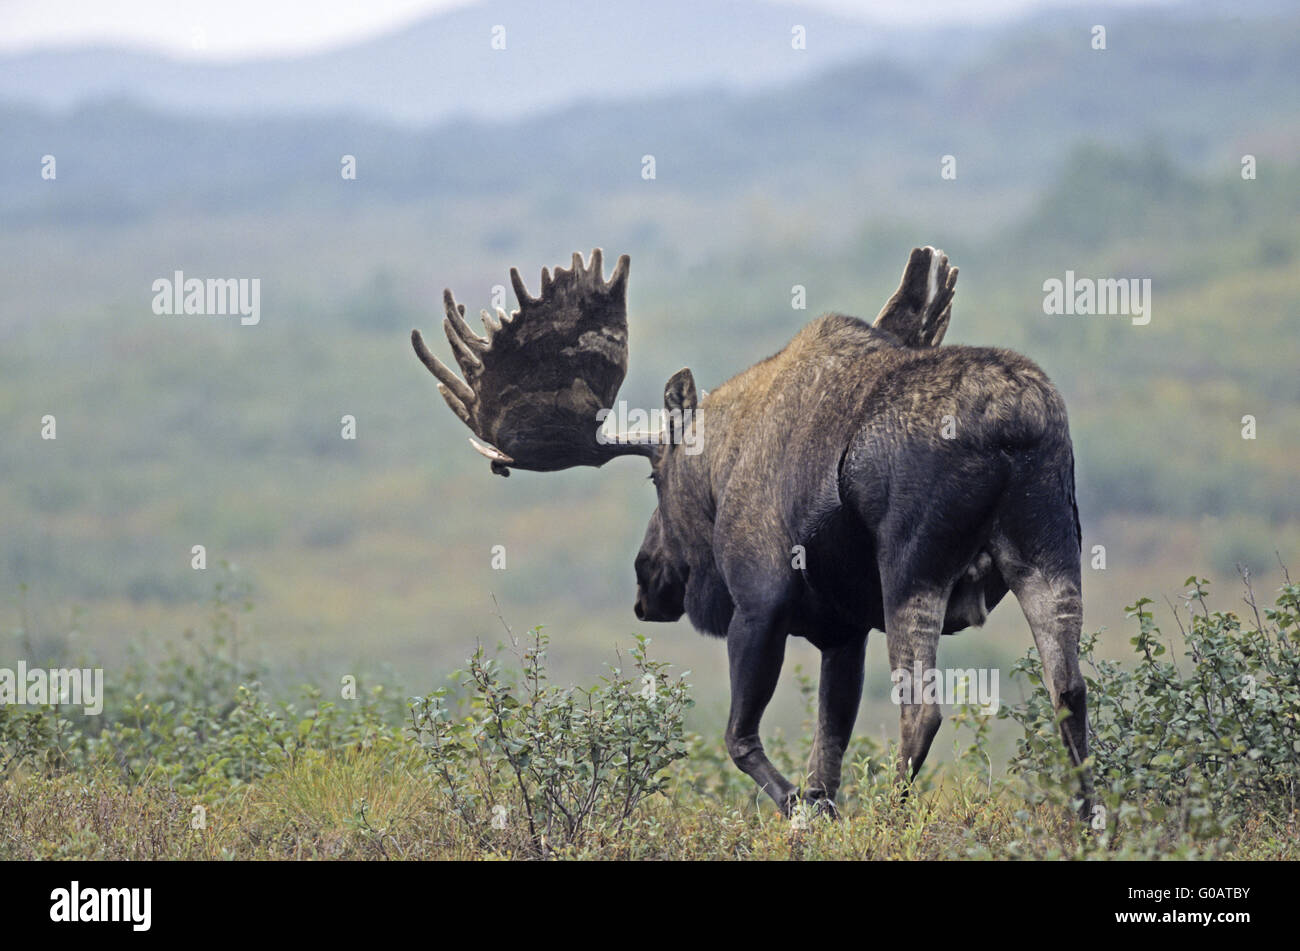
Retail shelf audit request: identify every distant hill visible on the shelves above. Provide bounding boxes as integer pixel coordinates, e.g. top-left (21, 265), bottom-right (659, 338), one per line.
top-left (2, 6), bottom-right (1295, 224)
top-left (0, 0), bottom-right (997, 125)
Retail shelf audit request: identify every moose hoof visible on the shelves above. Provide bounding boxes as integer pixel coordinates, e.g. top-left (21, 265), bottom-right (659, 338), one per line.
top-left (791, 792), bottom-right (839, 821)
top-left (807, 796), bottom-right (840, 821)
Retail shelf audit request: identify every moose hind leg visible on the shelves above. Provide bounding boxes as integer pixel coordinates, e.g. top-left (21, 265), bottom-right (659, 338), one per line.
top-left (988, 458), bottom-right (1092, 817)
top-left (1002, 562), bottom-right (1092, 815)
top-left (804, 632), bottom-right (867, 814)
top-left (884, 588), bottom-right (946, 783)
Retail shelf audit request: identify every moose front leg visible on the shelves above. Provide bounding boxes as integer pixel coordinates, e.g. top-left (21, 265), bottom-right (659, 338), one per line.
top-left (804, 632), bottom-right (867, 815)
top-left (725, 611), bottom-right (798, 815)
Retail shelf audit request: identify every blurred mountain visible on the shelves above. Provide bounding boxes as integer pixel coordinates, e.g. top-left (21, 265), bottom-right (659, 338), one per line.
top-left (2, 6), bottom-right (1295, 225)
top-left (0, 0), bottom-right (998, 124)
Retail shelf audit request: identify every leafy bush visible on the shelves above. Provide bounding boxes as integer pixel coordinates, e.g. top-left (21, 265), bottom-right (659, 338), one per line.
top-left (408, 628), bottom-right (691, 856)
top-left (1, 575), bottom-right (405, 799)
top-left (7, 572), bottom-right (1299, 860)
top-left (1002, 574), bottom-right (1300, 851)
top-left (0, 704), bottom-right (69, 776)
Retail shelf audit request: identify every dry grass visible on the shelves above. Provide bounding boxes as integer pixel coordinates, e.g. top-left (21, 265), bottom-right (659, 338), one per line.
top-left (4, 756), bottom-right (1294, 861)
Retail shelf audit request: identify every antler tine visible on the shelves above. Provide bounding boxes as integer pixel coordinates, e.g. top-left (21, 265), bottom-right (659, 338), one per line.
top-left (411, 328), bottom-right (475, 420)
top-left (444, 290), bottom-right (486, 345)
top-left (920, 266), bottom-right (958, 346)
top-left (607, 252), bottom-right (629, 297)
top-left (469, 436), bottom-right (514, 476)
top-left (509, 267), bottom-right (535, 308)
top-left (442, 289), bottom-right (486, 377)
top-left (437, 384), bottom-right (473, 427)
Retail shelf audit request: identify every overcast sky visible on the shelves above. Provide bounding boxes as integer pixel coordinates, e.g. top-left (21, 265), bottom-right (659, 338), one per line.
top-left (0, 0), bottom-right (1176, 59)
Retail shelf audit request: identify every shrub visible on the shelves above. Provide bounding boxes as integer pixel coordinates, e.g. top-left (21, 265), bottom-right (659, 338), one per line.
top-left (408, 628), bottom-right (691, 856)
top-left (1002, 574), bottom-right (1300, 852)
top-left (1, 573), bottom-right (406, 799)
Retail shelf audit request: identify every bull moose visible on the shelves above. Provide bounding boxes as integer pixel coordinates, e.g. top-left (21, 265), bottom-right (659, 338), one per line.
top-left (412, 247), bottom-right (1090, 818)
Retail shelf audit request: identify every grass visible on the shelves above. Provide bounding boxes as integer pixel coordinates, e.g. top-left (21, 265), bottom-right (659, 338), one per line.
top-left (3, 753), bottom-right (1295, 861)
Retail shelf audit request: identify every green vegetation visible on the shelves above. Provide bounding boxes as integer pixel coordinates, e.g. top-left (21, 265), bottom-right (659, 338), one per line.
top-left (408, 629), bottom-right (692, 853)
top-left (2, 576), bottom-right (1295, 859)
top-left (1003, 576), bottom-right (1300, 854)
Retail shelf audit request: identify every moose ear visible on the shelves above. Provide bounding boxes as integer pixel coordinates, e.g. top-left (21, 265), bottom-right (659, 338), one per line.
top-left (664, 367), bottom-right (698, 414)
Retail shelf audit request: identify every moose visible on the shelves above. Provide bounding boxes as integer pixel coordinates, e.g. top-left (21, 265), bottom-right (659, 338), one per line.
top-left (412, 247), bottom-right (1090, 819)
